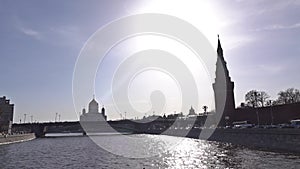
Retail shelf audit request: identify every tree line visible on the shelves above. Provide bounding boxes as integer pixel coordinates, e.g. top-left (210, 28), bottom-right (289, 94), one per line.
top-left (244, 88), bottom-right (300, 108)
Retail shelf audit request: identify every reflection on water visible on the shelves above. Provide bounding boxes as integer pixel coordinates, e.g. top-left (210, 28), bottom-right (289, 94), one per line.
top-left (90, 134), bottom-right (184, 158)
top-left (0, 134), bottom-right (300, 169)
top-left (44, 133), bottom-right (84, 137)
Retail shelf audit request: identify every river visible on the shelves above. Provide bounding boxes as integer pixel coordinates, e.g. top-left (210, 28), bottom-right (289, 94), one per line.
top-left (0, 134), bottom-right (299, 169)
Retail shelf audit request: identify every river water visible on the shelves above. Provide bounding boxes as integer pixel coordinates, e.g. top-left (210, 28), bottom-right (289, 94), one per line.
top-left (0, 134), bottom-right (299, 169)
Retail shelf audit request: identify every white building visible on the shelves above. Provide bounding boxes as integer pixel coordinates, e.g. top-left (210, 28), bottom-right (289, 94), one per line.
top-left (188, 106), bottom-right (196, 116)
top-left (80, 97), bottom-right (107, 122)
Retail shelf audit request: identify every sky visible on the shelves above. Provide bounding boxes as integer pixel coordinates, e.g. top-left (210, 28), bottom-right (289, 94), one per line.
top-left (0, 0), bottom-right (300, 123)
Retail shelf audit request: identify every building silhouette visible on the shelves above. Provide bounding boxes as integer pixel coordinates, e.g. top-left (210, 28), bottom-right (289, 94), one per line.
top-left (213, 35), bottom-right (235, 126)
top-left (80, 97), bottom-right (107, 122)
top-left (188, 106), bottom-right (196, 116)
top-left (213, 35), bottom-right (300, 126)
top-left (0, 96), bottom-right (14, 133)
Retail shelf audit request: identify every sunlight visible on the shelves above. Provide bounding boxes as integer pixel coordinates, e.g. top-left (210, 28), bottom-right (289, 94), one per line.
top-left (95, 34), bottom-right (215, 119)
top-left (136, 0), bottom-right (222, 47)
top-left (93, 0), bottom-right (222, 120)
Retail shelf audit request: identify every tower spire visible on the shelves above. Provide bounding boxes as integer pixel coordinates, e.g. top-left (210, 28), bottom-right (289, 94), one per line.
top-left (217, 34), bottom-right (223, 57)
top-left (213, 35), bottom-right (236, 126)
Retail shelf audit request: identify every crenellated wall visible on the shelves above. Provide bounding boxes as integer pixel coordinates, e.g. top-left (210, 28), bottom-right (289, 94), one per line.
top-left (232, 102), bottom-right (300, 125)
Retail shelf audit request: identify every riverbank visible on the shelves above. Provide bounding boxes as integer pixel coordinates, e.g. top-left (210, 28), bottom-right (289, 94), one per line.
top-left (0, 133), bottom-right (35, 145)
top-left (158, 128), bottom-right (300, 154)
top-left (209, 128), bottom-right (300, 154)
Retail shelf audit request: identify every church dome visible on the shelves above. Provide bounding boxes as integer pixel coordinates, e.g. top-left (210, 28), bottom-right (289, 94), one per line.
top-left (88, 98), bottom-right (99, 113)
top-left (189, 106), bottom-right (196, 115)
top-left (89, 99), bottom-right (98, 106)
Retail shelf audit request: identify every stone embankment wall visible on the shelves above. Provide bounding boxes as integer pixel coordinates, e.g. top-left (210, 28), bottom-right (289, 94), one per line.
top-left (161, 128), bottom-right (300, 153)
top-left (0, 133), bottom-right (35, 145)
top-left (209, 128), bottom-right (300, 153)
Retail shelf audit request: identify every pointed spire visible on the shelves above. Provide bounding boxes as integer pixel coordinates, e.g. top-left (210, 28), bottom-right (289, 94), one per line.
top-left (215, 35), bottom-right (231, 81)
top-left (190, 105), bottom-right (194, 110)
top-left (217, 34), bottom-right (223, 57)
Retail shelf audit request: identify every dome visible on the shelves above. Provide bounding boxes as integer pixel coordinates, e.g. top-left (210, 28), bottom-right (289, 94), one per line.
top-left (88, 98), bottom-right (99, 113)
top-left (101, 106), bottom-right (105, 115)
top-left (89, 99), bottom-right (98, 106)
top-left (189, 106), bottom-right (196, 115)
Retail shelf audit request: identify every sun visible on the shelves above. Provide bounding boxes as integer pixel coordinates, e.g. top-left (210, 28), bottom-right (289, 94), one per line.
top-left (134, 0), bottom-right (222, 47)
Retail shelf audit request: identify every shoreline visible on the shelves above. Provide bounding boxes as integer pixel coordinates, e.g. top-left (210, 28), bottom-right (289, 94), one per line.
top-left (6, 128), bottom-right (300, 155)
top-left (153, 128), bottom-right (300, 155)
top-left (0, 133), bottom-right (36, 146)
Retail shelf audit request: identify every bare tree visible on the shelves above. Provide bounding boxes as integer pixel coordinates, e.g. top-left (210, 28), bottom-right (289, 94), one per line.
top-left (245, 90), bottom-right (270, 108)
top-left (276, 88), bottom-right (300, 104)
top-left (245, 90), bottom-right (259, 108)
top-left (257, 91), bottom-right (270, 107)
top-left (202, 106), bottom-right (208, 114)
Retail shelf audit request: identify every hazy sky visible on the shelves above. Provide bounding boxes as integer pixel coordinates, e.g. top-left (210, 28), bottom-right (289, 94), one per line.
top-left (1, 0), bottom-right (300, 122)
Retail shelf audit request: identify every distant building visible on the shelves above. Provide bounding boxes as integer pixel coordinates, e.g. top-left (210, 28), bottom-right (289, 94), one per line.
top-left (0, 96), bottom-right (14, 134)
top-left (188, 106), bottom-right (196, 116)
top-left (80, 97), bottom-right (107, 122)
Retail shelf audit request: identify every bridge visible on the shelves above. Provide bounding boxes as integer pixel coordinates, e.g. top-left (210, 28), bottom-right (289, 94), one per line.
top-left (12, 116), bottom-right (208, 137)
top-left (12, 121), bottom-right (140, 137)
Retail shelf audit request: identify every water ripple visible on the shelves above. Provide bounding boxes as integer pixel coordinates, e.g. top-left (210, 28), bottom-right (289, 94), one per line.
top-left (0, 135), bottom-right (299, 169)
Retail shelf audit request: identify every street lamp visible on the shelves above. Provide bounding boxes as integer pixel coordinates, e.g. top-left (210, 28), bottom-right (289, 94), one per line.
top-left (268, 100), bottom-right (274, 125)
top-left (55, 112), bottom-right (58, 122)
top-left (254, 91), bottom-right (260, 126)
top-left (23, 114), bottom-right (27, 124)
top-left (225, 116), bottom-right (230, 127)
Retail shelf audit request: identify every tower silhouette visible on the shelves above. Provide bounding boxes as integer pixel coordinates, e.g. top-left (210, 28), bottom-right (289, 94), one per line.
top-left (213, 35), bottom-right (235, 126)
